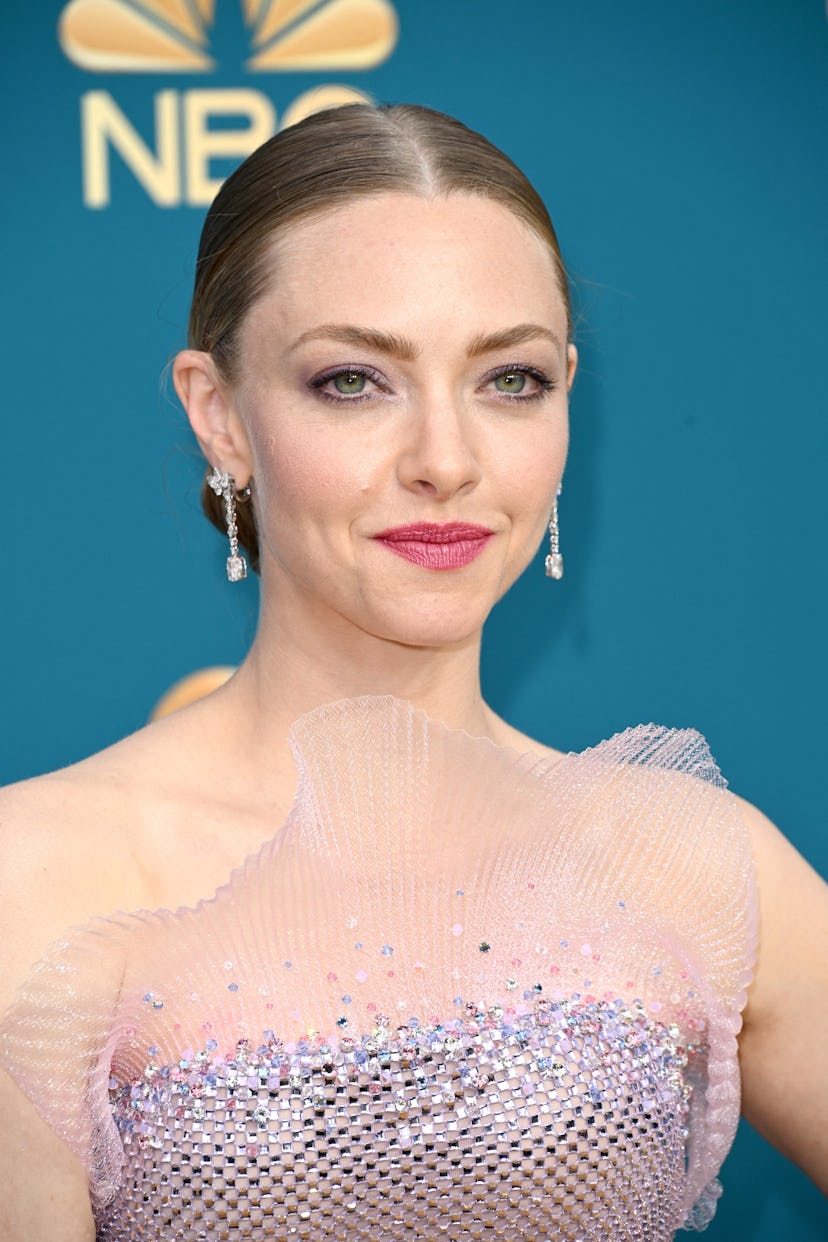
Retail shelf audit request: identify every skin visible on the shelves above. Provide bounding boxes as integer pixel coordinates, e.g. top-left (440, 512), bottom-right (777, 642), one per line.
top-left (0, 193), bottom-right (826, 1239)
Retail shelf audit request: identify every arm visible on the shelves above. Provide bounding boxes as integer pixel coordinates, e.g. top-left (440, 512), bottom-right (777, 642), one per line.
top-left (0, 1073), bottom-right (95, 1242)
top-left (0, 785), bottom-right (99, 1241)
top-left (738, 800), bottom-right (828, 1192)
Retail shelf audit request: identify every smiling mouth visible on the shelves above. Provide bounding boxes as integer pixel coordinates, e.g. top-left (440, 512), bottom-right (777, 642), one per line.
top-left (373, 523), bottom-right (494, 570)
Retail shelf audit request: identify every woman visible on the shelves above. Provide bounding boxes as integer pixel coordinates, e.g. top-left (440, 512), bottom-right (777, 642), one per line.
top-left (0, 104), bottom-right (825, 1240)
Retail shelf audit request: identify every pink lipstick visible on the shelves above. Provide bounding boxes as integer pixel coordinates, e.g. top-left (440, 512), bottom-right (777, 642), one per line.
top-left (373, 522), bottom-right (494, 570)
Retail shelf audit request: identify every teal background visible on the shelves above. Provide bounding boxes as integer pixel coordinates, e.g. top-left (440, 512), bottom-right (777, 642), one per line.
top-left (1, 0), bottom-right (826, 1235)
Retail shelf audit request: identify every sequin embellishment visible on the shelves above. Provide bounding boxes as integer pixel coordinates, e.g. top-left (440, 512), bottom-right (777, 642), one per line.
top-left (101, 998), bottom-right (703, 1241)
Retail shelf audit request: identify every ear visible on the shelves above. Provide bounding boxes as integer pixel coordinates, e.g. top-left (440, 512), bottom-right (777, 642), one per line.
top-left (173, 350), bottom-right (254, 487)
top-left (565, 343), bottom-right (578, 392)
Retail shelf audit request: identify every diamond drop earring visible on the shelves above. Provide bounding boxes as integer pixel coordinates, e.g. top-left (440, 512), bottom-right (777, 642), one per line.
top-left (545, 487), bottom-right (563, 580)
top-left (207, 467), bottom-right (248, 582)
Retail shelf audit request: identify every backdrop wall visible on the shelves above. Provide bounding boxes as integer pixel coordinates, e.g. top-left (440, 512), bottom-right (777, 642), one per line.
top-left (2, 1), bottom-right (826, 1236)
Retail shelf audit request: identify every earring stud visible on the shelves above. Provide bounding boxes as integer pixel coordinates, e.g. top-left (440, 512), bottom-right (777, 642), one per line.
top-left (208, 466), bottom-right (248, 582)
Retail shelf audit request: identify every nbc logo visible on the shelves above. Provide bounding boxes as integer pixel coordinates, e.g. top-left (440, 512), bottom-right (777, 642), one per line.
top-left (58, 0), bottom-right (399, 207)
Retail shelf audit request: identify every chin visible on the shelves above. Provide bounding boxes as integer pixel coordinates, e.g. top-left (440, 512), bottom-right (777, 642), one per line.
top-left (366, 600), bottom-right (492, 650)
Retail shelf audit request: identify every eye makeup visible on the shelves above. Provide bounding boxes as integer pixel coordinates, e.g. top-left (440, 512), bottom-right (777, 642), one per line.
top-left (307, 364), bottom-right (391, 405)
top-left (480, 363), bottom-right (557, 402)
top-left (305, 360), bottom-right (559, 407)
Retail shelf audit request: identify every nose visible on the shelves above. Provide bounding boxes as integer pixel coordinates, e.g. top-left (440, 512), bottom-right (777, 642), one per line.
top-left (396, 391), bottom-right (482, 501)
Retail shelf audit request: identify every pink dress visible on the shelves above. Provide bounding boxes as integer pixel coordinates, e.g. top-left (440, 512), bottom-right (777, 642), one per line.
top-left (0, 698), bottom-right (757, 1240)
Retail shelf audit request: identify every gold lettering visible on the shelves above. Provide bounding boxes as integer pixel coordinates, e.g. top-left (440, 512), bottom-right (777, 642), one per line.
top-left (81, 90), bottom-right (179, 209)
top-left (183, 90), bottom-right (277, 206)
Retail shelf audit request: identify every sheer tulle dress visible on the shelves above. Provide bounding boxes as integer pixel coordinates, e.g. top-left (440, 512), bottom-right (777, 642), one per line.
top-left (0, 697), bottom-right (757, 1240)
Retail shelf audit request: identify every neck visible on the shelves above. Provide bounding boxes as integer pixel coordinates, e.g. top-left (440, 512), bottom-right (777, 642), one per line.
top-left (214, 596), bottom-right (499, 777)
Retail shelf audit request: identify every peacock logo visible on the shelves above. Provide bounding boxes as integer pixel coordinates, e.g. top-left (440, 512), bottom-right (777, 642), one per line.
top-left (59, 0), bottom-right (398, 73)
top-left (59, 0), bottom-right (400, 207)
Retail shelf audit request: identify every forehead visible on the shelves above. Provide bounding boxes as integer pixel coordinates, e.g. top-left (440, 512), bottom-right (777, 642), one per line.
top-left (246, 193), bottom-right (568, 344)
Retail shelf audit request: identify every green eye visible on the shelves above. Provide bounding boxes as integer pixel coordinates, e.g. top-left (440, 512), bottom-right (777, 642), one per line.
top-left (494, 371), bottom-right (527, 394)
top-left (333, 371), bottom-right (367, 395)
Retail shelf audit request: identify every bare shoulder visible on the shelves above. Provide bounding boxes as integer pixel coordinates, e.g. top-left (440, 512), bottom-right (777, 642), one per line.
top-left (0, 704), bottom-right (210, 1001)
top-left (0, 755), bottom-right (155, 1012)
top-left (0, 695), bottom-right (284, 1013)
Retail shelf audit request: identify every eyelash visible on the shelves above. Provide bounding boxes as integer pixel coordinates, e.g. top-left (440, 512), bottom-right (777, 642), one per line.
top-left (484, 364), bottom-right (558, 403)
top-left (308, 364), bottom-right (389, 405)
top-left (307, 363), bottom-right (558, 405)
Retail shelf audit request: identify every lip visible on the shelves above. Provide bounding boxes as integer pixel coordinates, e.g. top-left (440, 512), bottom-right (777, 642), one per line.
top-left (373, 522), bottom-right (495, 570)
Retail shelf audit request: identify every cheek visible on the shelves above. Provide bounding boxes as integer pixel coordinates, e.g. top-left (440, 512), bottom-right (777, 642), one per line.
top-left (496, 430), bottom-right (567, 594)
top-left (250, 427), bottom-right (375, 531)
top-left (502, 421), bottom-right (569, 517)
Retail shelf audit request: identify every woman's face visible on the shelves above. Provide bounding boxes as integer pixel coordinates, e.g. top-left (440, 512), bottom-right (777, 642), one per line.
top-left (225, 192), bottom-right (575, 649)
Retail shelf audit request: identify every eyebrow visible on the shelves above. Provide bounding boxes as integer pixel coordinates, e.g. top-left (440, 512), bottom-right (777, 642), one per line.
top-left (289, 322), bottom-right (562, 360)
top-left (290, 324), bottom-right (418, 360)
top-left (466, 323), bottom-right (563, 356)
